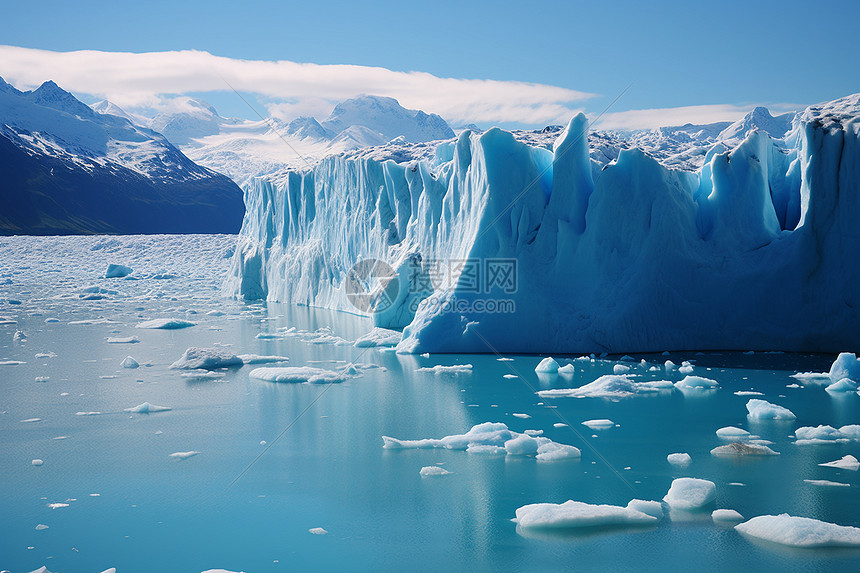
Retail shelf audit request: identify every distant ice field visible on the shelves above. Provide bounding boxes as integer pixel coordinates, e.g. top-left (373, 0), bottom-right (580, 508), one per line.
top-left (1, 234), bottom-right (859, 573)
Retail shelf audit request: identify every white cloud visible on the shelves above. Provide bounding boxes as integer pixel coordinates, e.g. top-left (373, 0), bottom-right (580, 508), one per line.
top-left (0, 45), bottom-right (594, 125)
top-left (594, 103), bottom-right (797, 131)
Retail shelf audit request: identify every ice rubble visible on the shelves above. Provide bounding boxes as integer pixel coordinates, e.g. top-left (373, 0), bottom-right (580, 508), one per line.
top-left (226, 95), bottom-right (860, 354)
top-left (382, 422), bottom-right (581, 461)
top-left (537, 375), bottom-right (674, 399)
top-left (735, 514), bottom-right (860, 547)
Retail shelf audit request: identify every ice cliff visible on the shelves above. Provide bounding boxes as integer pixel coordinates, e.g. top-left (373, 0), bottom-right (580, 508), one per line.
top-left (225, 95), bottom-right (860, 354)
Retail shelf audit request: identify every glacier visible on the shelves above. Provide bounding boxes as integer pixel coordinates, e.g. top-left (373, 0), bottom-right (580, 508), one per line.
top-left (226, 94), bottom-right (860, 354)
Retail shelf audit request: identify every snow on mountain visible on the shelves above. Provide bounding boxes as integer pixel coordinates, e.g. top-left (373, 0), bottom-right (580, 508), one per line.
top-left (226, 93), bottom-right (860, 354)
top-left (0, 77), bottom-right (243, 234)
top-left (320, 95), bottom-right (455, 143)
top-left (91, 99), bottom-right (151, 127)
top-left (718, 106), bottom-right (795, 142)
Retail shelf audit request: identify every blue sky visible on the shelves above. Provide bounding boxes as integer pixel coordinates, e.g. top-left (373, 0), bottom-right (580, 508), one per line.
top-left (1, 0), bottom-right (857, 129)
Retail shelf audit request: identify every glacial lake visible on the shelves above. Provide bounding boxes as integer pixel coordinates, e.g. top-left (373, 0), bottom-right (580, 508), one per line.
top-left (1, 235), bottom-right (859, 572)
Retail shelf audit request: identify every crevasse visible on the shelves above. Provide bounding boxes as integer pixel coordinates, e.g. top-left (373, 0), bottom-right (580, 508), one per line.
top-left (224, 95), bottom-right (860, 354)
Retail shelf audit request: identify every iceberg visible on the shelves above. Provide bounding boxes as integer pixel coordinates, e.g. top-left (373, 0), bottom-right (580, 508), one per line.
top-left (663, 477), bottom-right (716, 510)
top-left (514, 500), bottom-right (658, 530)
top-left (225, 95), bottom-right (860, 354)
top-left (735, 514), bottom-right (860, 547)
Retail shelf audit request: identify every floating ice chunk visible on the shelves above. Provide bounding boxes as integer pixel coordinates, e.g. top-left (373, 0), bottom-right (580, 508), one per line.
top-left (35, 376), bottom-right (49, 383)
top-left (382, 422), bottom-right (579, 461)
top-left (582, 419), bottom-right (615, 430)
top-left (237, 354), bottom-right (290, 364)
top-left (711, 442), bottom-right (779, 457)
top-left (746, 399), bottom-right (796, 420)
top-left (416, 364), bottom-right (472, 374)
top-left (667, 453), bottom-right (692, 466)
top-left (712, 509), bottom-right (744, 523)
top-left (679, 362), bottom-right (694, 375)
top-left (716, 426), bottom-right (750, 440)
top-left (819, 455), bottom-right (860, 471)
top-left (505, 434), bottom-right (540, 455)
top-left (21, 418), bottom-right (42, 423)
top-left (535, 357), bottom-right (560, 374)
top-left (75, 411), bottom-right (101, 416)
top-left (47, 503), bottom-right (69, 509)
top-left (829, 352), bottom-right (860, 384)
top-left (308, 527), bottom-right (328, 535)
top-left (512, 413), bottom-right (531, 419)
top-left (35, 524), bottom-right (49, 530)
top-left (354, 327), bottom-right (401, 347)
top-left (124, 402), bottom-right (171, 414)
top-left (736, 514), bottom-right (860, 547)
top-left (626, 500), bottom-right (664, 520)
top-left (613, 364), bottom-right (630, 374)
top-left (557, 364), bottom-right (576, 376)
top-left (0, 360), bottom-right (26, 366)
top-left (538, 375), bottom-right (674, 399)
top-left (793, 425), bottom-right (847, 445)
top-left (503, 374), bottom-right (518, 379)
top-left (805, 479), bottom-right (850, 487)
top-left (121, 356), bottom-right (139, 369)
top-left (35, 352), bottom-right (57, 358)
top-left (181, 370), bottom-right (226, 379)
top-left (169, 451), bottom-right (199, 460)
top-left (825, 378), bottom-right (858, 393)
top-left (524, 429), bottom-right (543, 436)
top-left (553, 423), bottom-right (568, 428)
top-left (536, 442), bottom-right (581, 461)
top-left (105, 264), bottom-right (132, 278)
top-left (497, 357), bottom-right (513, 361)
top-left (44, 318), bottom-right (60, 323)
top-left (663, 478), bottom-right (716, 510)
top-left (514, 500), bottom-right (658, 529)
top-left (419, 466), bottom-right (452, 476)
top-left (13, 330), bottom-right (27, 342)
top-left (840, 425), bottom-right (860, 439)
top-left (32, 459), bottom-right (44, 466)
top-left (202, 570), bottom-right (245, 573)
top-left (170, 347), bottom-right (242, 370)
top-left (790, 372), bottom-right (831, 384)
top-left (206, 310), bottom-right (226, 316)
top-left (136, 318), bottom-right (195, 330)
top-left (734, 390), bottom-right (764, 396)
top-left (674, 376), bottom-right (719, 390)
top-left (665, 360), bottom-right (677, 371)
top-left (249, 366), bottom-right (347, 384)
top-left (0, 316), bottom-right (17, 325)
top-left (107, 336), bottom-right (139, 344)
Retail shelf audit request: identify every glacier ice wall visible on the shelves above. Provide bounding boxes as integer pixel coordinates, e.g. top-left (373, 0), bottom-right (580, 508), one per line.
top-left (225, 95), bottom-right (860, 354)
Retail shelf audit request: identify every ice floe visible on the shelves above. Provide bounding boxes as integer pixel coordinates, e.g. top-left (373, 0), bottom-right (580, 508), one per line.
top-left (382, 422), bottom-right (580, 461)
top-left (354, 327), bottom-right (401, 347)
top-left (136, 318), bottom-right (196, 330)
top-left (121, 356), bottom-right (139, 369)
top-left (710, 442), bottom-right (779, 457)
top-left (716, 427), bottom-right (751, 440)
top-left (674, 375), bottom-right (719, 390)
top-left (169, 451), bottom-right (199, 460)
top-left (416, 364), bottom-right (473, 374)
top-left (124, 402), bottom-right (171, 414)
top-left (308, 527), bottom-right (328, 535)
top-left (419, 466), bottom-right (452, 477)
top-left (746, 399), bottom-right (796, 420)
top-left (249, 366), bottom-right (348, 384)
top-left (735, 514), bottom-right (860, 547)
top-left (712, 509), bottom-right (744, 523)
top-left (107, 336), bottom-right (139, 344)
top-left (819, 455), bottom-right (859, 471)
top-left (537, 375), bottom-right (674, 399)
top-left (663, 478), bottom-right (716, 510)
top-left (170, 347), bottom-right (243, 370)
top-left (582, 419), bottom-right (615, 430)
top-left (535, 357), bottom-right (560, 374)
top-left (514, 500), bottom-right (658, 529)
top-left (237, 354), bottom-right (290, 364)
top-left (667, 453), bottom-right (692, 466)
top-left (804, 479), bottom-right (850, 487)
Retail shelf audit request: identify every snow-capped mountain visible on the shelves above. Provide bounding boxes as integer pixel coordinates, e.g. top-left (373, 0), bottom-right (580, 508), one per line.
top-left (320, 95), bottom-right (454, 143)
top-left (97, 95), bottom-right (458, 187)
top-left (0, 77), bottom-right (243, 235)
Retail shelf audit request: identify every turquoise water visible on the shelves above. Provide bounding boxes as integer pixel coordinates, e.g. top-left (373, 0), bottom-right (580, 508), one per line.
top-left (1, 237), bottom-right (860, 572)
